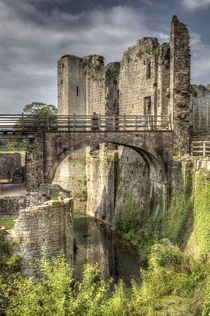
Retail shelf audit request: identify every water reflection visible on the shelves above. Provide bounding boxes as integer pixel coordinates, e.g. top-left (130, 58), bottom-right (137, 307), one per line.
top-left (73, 214), bottom-right (141, 286)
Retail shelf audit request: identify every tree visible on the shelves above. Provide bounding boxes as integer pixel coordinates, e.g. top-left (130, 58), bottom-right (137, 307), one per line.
top-left (22, 102), bottom-right (57, 116)
top-left (6, 102), bottom-right (57, 150)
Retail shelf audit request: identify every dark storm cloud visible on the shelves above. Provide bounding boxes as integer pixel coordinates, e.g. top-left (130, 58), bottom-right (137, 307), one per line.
top-left (0, 0), bottom-right (209, 113)
top-left (0, 1), bottom-right (167, 113)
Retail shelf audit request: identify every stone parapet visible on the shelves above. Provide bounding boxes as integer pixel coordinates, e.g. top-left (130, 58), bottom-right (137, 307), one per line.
top-left (12, 198), bottom-right (74, 276)
top-left (0, 184), bottom-right (70, 216)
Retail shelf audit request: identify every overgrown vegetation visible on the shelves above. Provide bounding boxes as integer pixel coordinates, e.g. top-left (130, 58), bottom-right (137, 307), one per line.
top-left (0, 162), bottom-right (209, 315)
top-left (50, 188), bottom-right (59, 200)
top-left (75, 189), bottom-right (87, 201)
top-left (194, 172), bottom-right (210, 257)
top-left (163, 193), bottom-right (194, 246)
top-left (0, 233), bottom-right (21, 275)
top-left (114, 192), bottom-right (164, 263)
top-left (0, 243), bottom-right (208, 315)
top-left (152, 47), bottom-right (160, 63)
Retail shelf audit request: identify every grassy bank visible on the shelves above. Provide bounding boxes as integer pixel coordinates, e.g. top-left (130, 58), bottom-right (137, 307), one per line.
top-left (0, 218), bottom-right (17, 230)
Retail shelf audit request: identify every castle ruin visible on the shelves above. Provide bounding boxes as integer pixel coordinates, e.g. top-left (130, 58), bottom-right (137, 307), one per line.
top-left (54, 15), bottom-right (210, 219)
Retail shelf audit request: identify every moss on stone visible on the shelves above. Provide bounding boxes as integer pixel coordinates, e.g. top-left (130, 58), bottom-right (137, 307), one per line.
top-left (152, 47), bottom-right (160, 63)
top-left (194, 172), bottom-right (210, 258)
top-left (50, 188), bottom-right (59, 200)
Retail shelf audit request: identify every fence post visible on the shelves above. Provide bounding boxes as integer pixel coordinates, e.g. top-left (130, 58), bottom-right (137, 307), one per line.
top-left (203, 141), bottom-right (206, 157)
top-left (113, 115), bottom-right (116, 131)
top-left (150, 116), bottom-right (153, 131)
top-left (99, 114), bottom-right (101, 131)
top-left (21, 112), bottom-right (24, 132)
top-left (68, 115), bottom-right (70, 131)
top-left (73, 114), bottom-right (76, 131)
top-left (169, 114), bottom-right (172, 130)
top-left (148, 114), bottom-right (151, 130)
top-left (135, 115), bottom-right (137, 131)
top-left (46, 114), bottom-right (49, 130)
top-left (123, 114), bottom-right (126, 131)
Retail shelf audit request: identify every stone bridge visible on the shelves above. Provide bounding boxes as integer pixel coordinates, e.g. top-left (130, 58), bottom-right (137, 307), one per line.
top-left (26, 130), bottom-right (173, 190)
top-left (0, 114), bottom-right (174, 190)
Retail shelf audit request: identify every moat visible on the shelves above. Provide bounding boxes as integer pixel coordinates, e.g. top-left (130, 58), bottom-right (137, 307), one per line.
top-left (74, 213), bottom-right (141, 286)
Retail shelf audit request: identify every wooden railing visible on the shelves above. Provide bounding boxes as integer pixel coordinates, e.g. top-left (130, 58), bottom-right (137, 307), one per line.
top-left (0, 114), bottom-right (172, 133)
top-left (191, 141), bottom-right (210, 157)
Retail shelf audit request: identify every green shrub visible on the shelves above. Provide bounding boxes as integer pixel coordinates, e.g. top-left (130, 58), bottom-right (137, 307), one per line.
top-left (7, 255), bottom-right (22, 272)
top-left (1, 247), bottom-right (208, 315)
top-left (149, 239), bottom-right (186, 271)
top-left (2, 252), bottom-right (111, 316)
top-left (113, 193), bottom-right (163, 262)
top-left (202, 280), bottom-right (210, 316)
top-left (129, 240), bottom-right (209, 315)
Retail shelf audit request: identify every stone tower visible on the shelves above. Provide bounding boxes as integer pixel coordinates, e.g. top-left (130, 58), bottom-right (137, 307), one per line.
top-left (55, 16), bottom-right (193, 217)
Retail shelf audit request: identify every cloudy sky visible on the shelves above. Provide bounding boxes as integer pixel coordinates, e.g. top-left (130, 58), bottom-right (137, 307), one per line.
top-left (0, 0), bottom-right (210, 113)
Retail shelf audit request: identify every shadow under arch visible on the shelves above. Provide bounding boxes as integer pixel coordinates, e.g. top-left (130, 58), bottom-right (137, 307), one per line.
top-left (47, 138), bottom-right (167, 186)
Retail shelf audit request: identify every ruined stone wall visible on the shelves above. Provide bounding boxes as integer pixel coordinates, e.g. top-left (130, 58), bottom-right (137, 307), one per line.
top-left (190, 85), bottom-right (210, 134)
top-left (12, 198), bottom-right (74, 276)
top-left (85, 55), bottom-right (106, 114)
top-left (0, 196), bottom-right (26, 216)
top-left (0, 153), bottom-right (25, 183)
top-left (56, 55), bottom-right (121, 213)
top-left (0, 184), bottom-right (70, 216)
top-left (26, 135), bottom-right (44, 190)
top-left (119, 38), bottom-right (159, 116)
top-left (115, 146), bottom-right (151, 215)
top-left (170, 16), bottom-right (191, 155)
top-left (157, 43), bottom-right (170, 117)
top-left (56, 16), bottom-right (208, 224)
top-left (53, 149), bottom-right (87, 212)
top-left (58, 55), bottom-right (86, 115)
top-left (86, 145), bottom-right (117, 222)
top-left (86, 145), bottom-right (151, 223)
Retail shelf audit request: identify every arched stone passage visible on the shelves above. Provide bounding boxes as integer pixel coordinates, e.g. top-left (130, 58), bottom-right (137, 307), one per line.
top-left (44, 131), bottom-right (173, 186)
top-left (24, 131), bottom-right (173, 219)
top-left (25, 130), bottom-right (173, 193)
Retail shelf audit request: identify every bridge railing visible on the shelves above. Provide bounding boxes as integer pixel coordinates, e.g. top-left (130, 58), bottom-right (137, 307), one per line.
top-left (0, 114), bottom-right (172, 133)
top-left (191, 141), bottom-right (210, 157)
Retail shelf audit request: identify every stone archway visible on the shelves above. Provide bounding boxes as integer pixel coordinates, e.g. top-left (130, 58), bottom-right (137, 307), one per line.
top-left (44, 131), bottom-right (173, 186)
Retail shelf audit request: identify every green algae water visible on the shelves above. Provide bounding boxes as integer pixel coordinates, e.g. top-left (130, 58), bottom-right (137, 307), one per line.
top-left (73, 213), bottom-right (141, 286)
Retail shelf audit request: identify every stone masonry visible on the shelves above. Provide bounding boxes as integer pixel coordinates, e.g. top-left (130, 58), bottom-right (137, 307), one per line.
top-left (23, 15), bottom-right (209, 222)
top-left (12, 198), bottom-right (74, 276)
top-left (0, 184), bottom-right (70, 216)
top-left (190, 85), bottom-right (210, 135)
top-left (0, 153), bottom-right (25, 183)
top-left (54, 15), bottom-right (195, 219)
top-left (57, 16), bottom-right (197, 153)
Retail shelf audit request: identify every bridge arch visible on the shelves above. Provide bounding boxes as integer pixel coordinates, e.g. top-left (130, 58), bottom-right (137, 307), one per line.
top-left (44, 131), bottom-right (173, 186)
